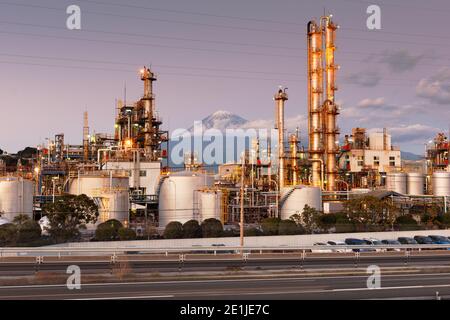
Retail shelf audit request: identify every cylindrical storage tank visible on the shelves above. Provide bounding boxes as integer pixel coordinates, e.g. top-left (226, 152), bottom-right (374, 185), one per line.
top-left (0, 177), bottom-right (34, 222)
top-left (158, 171), bottom-right (214, 229)
top-left (280, 186), bottom-right (322, 220)
top-left (386, 173), bottom-right (407, 194)
top-left (198, 190), bottom-right (223, 222)
top-left (69, 174), bottom-right (129, 196)
top-left (68, 173), bottom-right (130, 227)
top-left (407, 173), bottom-right (425, 196)
top-left (432, 172), bottom-right (450, 196)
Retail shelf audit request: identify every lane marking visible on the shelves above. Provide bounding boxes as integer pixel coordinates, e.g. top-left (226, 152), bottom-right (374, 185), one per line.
top-left (69, 295), bottom-right (174, 300)
top-left (2, 272), bottom-right (450, 290)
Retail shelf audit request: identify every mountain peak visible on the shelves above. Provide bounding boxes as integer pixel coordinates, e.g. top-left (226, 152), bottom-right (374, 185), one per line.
top-left (190, 110), bottom-right (249, 132)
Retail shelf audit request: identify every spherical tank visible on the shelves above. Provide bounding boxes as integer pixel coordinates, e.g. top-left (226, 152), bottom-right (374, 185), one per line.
top-left (198, 190), bottom-right (223, 222)
top-left (432, 172), bottom-right (450, 196)
top-left (280, 186), bottom-right (322, 220)
top-left (407, 173), bottom-right (425, 196)
top-left (0, 177), bottom-right (34, 222)
top-left (158, 171), bottom-right (214, 229)
top-left (386, 173), bottom-right (407, 194)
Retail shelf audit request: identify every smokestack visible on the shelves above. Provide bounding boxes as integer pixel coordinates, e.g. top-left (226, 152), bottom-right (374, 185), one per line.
top-left (274, 88), bottom-right (288, 189)
top-left (290, 134), bottom-right (298, 185)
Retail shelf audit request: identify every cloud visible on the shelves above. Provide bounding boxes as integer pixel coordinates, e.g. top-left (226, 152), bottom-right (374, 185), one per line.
top-left (416, 67), bottom-right (450, 104)
top-left (369, 124), bottom-right (438, 145)
top-left (242, 114), bottom-right (308, 133)
top-left (341, 97), bottom-right (420, 124)
top-left (344, 71), bottom-right (382, 87)
top-left (378, 50), bottom-right (424, 73)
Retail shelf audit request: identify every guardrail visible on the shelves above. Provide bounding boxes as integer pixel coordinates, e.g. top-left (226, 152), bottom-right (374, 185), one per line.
top-left (1, 245), bottom-right (450, 257)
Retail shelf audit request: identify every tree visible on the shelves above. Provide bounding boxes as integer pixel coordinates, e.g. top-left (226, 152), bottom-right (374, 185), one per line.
top-left (0, 224), bottom-right (17, 246)
top-left (42, 194), bottom-right (98, 243)
top-left (343, 196), bottom-right (399, 231)
top-left (301, 205), bottom-right (322, 234)
top-left (395, 215), bottom-right (419, 231)
top-left (317, 213), bottom-right (337, 232)
top-left (16, 220), bottom-right (41, 244)
top-left (118, 227), bottom-right (137, 241)
top-left (164, 221), bottom-right (183, 239)
top-left (278, 220), bottom-right (305, 235)
top-left (201, 218), bottom-right (224, 238)
top-left (95, 219), bottom-right (123, 241)
top-left (13, 214), bottom-right (31, 226)
top-left (244, 228), bottom-right (263, 237)
top-left (261, 217), bottom-right (281, 236)
top-left (182, 220), bottom-right (202, 239)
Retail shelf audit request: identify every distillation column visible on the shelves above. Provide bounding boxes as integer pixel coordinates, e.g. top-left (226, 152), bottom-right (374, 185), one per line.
top-left (83, 111), bottom-right (90, 162)
top-left (307, 21), bottom-right (324, 188)
top-left (324, 16), bottom-right (340, 191)
top-left (274, 88), bottom-right (288, 189)
top-left (290, 134), bottom-right (298, 185)
top-left (140, 67), bottom-right (157, 159)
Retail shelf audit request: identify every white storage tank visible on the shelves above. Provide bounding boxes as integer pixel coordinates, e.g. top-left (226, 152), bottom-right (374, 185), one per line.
top-left (158, 171), bottom-right (214, 229)
top-left (0, 177), bottom-right (34, 222)
top-left (432, 172), bottom-right (450, 196)
top-left (386, 172), bottom-right (407, 194)
top-left (280, 186), bottom-right (322, 220)
top-left (68, 172), bottom-right (130, 227)
top-left (407, 173), bottom-right (425, 196)
top-left (198, 190), bottom-right (223, 222)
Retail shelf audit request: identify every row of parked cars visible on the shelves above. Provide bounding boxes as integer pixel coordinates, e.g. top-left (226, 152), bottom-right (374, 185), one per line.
top-left (312, 235), bottom-right (450, 253)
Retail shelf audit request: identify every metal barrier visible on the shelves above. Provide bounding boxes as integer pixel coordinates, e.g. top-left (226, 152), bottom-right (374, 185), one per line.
top-left (1, 244), bottom-right (450, 258)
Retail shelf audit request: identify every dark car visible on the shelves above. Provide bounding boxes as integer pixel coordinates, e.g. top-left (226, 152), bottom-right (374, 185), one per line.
top-left (398, 237), bottom-right (418, 245)
top-left (414, 236), bottom-right (434, 245)
top-left (381, 240), bottom-right (402, 251)
top-left (345, 238), bottom-right (373, 252)
top-left (428, 235), bottom-right (450, 244)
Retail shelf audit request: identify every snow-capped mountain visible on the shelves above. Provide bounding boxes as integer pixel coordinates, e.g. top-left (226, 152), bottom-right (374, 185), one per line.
top-left (189, 110), bottom-right (249, 132)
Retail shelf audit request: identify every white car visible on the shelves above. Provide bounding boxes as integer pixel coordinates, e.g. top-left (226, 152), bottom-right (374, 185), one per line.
top-left (327, 240), bottom-right (352, 253)
top-left (363, 238), bottom-right (385, 252)
top-left (311, 242), bottom-right (333, 253)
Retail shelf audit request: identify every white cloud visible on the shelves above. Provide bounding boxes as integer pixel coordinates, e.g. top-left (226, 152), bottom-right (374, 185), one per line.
top-left (417, 67), bottom-right (450, 104)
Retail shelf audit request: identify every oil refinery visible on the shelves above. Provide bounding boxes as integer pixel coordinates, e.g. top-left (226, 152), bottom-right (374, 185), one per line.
top-left (0, 14), bottom-right (449, 237)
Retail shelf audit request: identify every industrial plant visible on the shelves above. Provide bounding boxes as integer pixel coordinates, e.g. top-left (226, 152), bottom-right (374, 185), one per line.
top-left (1, 14), bottom-right (449, 237)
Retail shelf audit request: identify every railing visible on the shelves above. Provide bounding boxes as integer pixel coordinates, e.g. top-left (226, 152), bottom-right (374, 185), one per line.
top-left (1, 245), bottom-right (450, 258)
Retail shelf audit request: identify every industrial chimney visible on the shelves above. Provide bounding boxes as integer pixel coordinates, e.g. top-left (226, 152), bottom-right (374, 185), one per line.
top-left (274, 88), bottom-right (288, 189)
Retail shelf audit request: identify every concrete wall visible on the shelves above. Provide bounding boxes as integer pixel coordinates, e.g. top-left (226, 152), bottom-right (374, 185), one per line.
top-left (52, 229), bottom-right (450, 249)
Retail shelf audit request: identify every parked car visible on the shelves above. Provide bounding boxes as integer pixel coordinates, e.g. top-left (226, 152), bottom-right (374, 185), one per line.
top-left (327, 240), bottom-right (352, 253)
top-left (364, 238), bottom-right (384, 252)
top-left (398, 237), bottom-right (418, 245)
top-left (312, 242), bottom-right (333, 253)
top-left (381, 240), bottom-right (402, 251)
top-left (428, 235), bottom-right (450, 244)
top-left (428, 236), bottom-right (450, 250)
top-left (414, 236), bottom-right (434, 245)
top-left (345, 238), bottom-right (374, 252)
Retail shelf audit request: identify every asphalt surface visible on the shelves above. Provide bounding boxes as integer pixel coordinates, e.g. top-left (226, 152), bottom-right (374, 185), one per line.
top-left (1, 273), bottom-right (450, 300)
top-left (1, 252), bottom-right (450, 300)
top-left (1, 251), bottom-right (450, 276)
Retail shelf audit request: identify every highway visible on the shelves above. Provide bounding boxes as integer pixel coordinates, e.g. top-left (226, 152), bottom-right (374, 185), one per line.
top-left (2, 251), bottom-right (450, 276)
top-left (0, 273), bottom-right (450, 300)
top-left (2, 251), bottom-right (450, 300)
